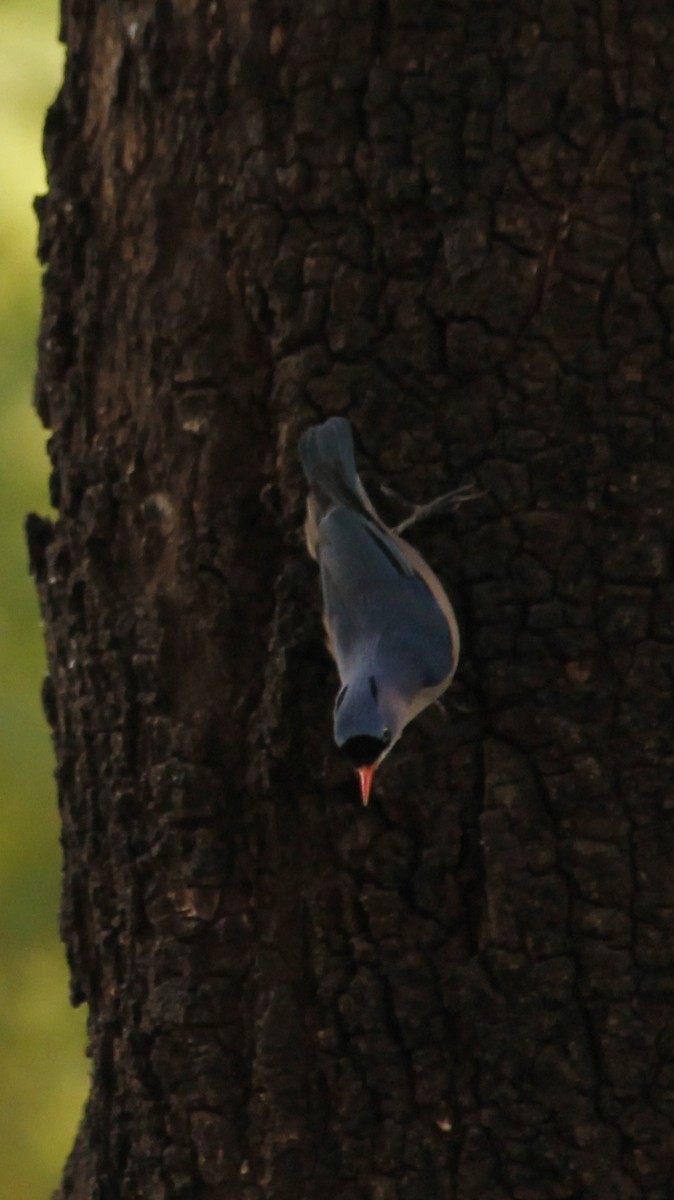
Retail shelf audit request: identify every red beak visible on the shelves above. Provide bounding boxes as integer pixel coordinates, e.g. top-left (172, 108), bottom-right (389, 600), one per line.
top-left (357, 764), bottom-right (377, 806)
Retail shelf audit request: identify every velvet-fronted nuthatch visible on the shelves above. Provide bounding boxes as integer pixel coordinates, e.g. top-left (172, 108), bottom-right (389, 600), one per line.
top-left (299, 416), bottom-right (464, 804)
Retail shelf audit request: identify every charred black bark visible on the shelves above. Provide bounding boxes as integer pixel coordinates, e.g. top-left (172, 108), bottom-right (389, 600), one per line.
top-left (32, 2), bottom-right (674, 1198)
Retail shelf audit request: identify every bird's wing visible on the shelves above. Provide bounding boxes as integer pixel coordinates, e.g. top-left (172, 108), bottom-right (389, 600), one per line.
top-left (389, 530), bottom-right (460, 664)
top-left (316, 507), bottom-right (456, 686)
top-left (317, 506), bottom-right (415, 589)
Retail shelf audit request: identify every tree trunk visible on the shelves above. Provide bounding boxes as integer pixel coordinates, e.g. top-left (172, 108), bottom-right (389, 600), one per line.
top-left (30, 1), bottom-right (674, 1197)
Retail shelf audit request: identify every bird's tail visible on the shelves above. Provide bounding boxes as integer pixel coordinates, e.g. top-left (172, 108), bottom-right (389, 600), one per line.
top-left (298, 416), bottom-right (370, 523)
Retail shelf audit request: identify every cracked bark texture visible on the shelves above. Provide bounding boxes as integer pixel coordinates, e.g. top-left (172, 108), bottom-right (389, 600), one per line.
top-left (30, 1), bottom-right (674, 1198)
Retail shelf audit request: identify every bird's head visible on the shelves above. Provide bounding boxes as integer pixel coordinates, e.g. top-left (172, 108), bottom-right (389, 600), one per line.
top-left (333, 674), bottom-right (403, 804)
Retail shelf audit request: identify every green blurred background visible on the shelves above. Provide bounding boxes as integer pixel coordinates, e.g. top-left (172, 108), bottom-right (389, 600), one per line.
top-left (1, 1), bottom-right (89, 1194)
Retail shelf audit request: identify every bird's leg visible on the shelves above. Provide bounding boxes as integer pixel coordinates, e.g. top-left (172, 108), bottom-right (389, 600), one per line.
top-left (381, 482), bottom-right (483, 534)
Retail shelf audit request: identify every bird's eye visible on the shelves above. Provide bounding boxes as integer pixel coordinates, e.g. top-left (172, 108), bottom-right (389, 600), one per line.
top-left (382, 726), bottom-right (391, 743)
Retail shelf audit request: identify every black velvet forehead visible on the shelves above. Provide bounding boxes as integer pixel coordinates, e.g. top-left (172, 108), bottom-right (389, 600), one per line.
top-left (340, 735), bottom-right (387, 767)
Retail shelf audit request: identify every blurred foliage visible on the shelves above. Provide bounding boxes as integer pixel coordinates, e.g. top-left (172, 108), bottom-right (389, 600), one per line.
top-left (0, 0), bottom-right (89, 1194)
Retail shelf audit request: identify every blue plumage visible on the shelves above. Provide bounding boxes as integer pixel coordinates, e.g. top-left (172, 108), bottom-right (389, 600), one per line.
top-left (299, 417), bottom-right (459, 803)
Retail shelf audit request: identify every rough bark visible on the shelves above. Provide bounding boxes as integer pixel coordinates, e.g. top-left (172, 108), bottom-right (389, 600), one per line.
top-left (30, 1), bottom-right (674, 1198)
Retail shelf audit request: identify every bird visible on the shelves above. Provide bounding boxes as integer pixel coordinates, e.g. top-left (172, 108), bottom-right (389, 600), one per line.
top-left (298, 416), bottom-right (462, 805)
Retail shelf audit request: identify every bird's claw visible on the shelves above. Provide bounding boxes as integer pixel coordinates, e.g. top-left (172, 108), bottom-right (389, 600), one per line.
top-left (389, 482), bottom-right (484, 534)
